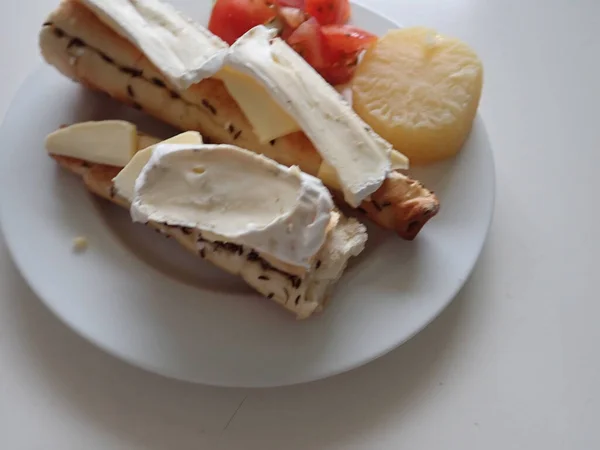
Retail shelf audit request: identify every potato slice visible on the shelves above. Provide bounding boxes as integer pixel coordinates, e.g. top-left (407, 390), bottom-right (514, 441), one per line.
top-left (352, 27), bottom-right (483, 165)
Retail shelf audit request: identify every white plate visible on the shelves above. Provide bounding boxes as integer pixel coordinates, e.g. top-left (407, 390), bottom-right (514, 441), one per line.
top-left (0, 3), bottom-right (495, 387)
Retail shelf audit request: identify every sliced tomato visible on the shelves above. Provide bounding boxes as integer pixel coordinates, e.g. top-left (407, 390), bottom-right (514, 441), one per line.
top-left (321, 25), bottom-right (377, 57)
top-left (278, 6), bottom-right (308, 39)
top-left (337, 0), bottom-right (351, 24)
top-left (209, 0), bottom-right (277, 45)
top-left (285, 19), bottom-right (374, 84)
top-left (318, 64), bottom-right (356, 85)
top-left (304, 0), bottom-right (351, 25)
top-left (287, 18), bottom-right (331, 69)
top-left (279, 6), bottom-right (308, 29)
top-left (275, 0), bottom-right (305, 7)
top-left (320, 25), bottom-right (376, 84)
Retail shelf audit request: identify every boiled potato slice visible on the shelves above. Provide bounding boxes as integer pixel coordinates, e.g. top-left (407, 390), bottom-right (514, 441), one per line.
top-left (352, 27), bottom-right (483, 165)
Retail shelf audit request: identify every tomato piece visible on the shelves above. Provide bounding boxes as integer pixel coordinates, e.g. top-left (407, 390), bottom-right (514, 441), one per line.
top-left (279, 6), bottom-right (308, 30)
top-left (316, 26), bottom-right (376, 84)
top-left (285, 19), bottom-right (371, 84)
top-left (209, 0), bottom-right (277, 45)
top-left (275, 0), bottom-right (305, 7)
top-left (278, 6), bottom-right (308, 40)
top-left (319, 64), bottom-right (356, 85)
top-left (337, 0), bottom-right (351, 23)
top-left (287, 18), bottom-right (331, 69)
top-left (304, 0), bottom-right (351, 25)
top-left (321, 25), bottom-right (377, 56)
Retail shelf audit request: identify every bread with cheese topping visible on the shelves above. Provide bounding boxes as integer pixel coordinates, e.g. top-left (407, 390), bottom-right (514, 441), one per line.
top-left (51, 144), bottom-right (367, 319)
top-left (39, 0), bottom-right (440, 239)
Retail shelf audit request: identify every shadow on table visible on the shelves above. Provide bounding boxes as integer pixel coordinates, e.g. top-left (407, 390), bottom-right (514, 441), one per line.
top-left (7, 229), bottom-right (495, 450)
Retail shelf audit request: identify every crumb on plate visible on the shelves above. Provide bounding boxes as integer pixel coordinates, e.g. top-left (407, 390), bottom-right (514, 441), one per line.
top-left (72, 236), bottom-right (88, 252)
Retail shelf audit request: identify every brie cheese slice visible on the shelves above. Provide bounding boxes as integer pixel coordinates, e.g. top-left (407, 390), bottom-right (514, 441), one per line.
top-left (81, 0), bottom-right (228, 90)
top-left (131, 144), bottom-right (334, 269)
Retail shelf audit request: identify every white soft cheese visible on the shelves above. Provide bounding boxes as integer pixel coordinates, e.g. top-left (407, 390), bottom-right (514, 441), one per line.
top-left (226, 26), bottom-right (393, 207)
top-left (113, 131), bottom-right (203, 202)
top-left (81, 0), bottom-right (228, 90)
top-left (45, 120), bottom-right (137, 167)
top-left (130, 144), bottom-right (334, 268)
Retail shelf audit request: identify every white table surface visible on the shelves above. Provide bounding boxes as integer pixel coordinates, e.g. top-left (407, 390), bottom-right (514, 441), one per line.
top-left (1, 0), bottom-right (599, 448)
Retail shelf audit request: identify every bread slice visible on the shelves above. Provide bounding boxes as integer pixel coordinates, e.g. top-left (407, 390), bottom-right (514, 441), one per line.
top-left (50, 138), bottom-right (367, 319)
top-left (39, 0), bottom-right (440, 240)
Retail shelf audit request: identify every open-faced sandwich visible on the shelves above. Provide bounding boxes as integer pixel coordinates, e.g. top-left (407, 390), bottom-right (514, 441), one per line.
top-left (38, 0), bottom-right (483, 318)
top-left (47, 121), bottom-right (367, 319)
